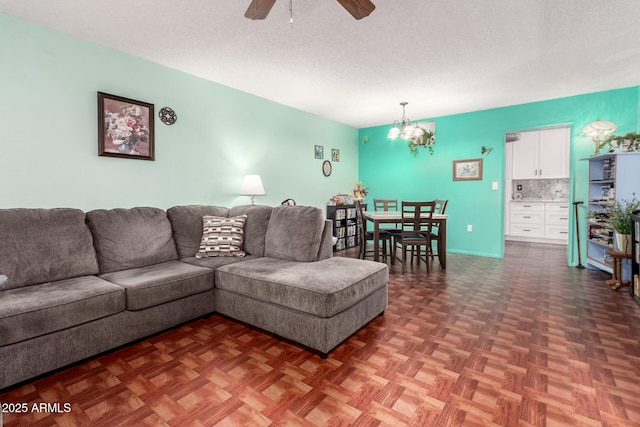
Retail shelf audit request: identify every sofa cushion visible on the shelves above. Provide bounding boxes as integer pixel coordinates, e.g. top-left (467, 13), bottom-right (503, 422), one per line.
top-left (0, 276), bottom-right (125, 346)
top-left (264, 206), bottom-right (325, 262)
top-left (215, 257), bottom-right (388, 318)
top-left (99, 261), bottom-right (214, 311)
top-left (181, 254), bottom-right (261, 270)
top-left (195, 215), bottom-right (247, 258)
top-left (167, 205), bottom-right (230, 258)
top-left (0, 208), bottom-right (99, 290)
top-left (229, 205), bottom-right (273, 256)
top-left (87, 207), bottom-right (178, 274)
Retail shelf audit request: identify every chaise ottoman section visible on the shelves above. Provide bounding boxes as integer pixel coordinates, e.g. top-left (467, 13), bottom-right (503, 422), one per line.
top-left (215, 257), bottom-right (388, 356)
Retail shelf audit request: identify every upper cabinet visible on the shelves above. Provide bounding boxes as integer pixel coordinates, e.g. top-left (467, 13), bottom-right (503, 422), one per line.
top-left (512, 127), bottom-right (570, 179)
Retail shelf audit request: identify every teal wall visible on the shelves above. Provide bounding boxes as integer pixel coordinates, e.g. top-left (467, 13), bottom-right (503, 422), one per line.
top-left (359, 88), bottom-right (640, 264)
top-left (0, 14), bottom-right (358, 211)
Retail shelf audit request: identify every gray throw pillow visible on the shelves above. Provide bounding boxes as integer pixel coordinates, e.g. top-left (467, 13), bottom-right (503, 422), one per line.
top-left (195, 215), bottom-right (247, 258)
top-left (0, 274), bottom-right (8, 290)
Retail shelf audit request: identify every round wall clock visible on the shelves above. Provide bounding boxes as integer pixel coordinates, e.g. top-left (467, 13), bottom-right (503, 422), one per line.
top-left (322, 160), bottom-right (332, 177)
top-left (159, 107), bottom-right (177, 125)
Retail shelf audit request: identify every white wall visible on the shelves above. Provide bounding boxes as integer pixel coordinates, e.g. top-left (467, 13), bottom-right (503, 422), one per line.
top-left (0, 14), bottom-right (359, 211)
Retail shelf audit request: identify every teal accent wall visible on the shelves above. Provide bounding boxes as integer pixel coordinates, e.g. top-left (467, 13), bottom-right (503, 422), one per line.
top-left (0, 14), bottom-right (358, 211)
top-left (359, 88), bottom-right (640, 264)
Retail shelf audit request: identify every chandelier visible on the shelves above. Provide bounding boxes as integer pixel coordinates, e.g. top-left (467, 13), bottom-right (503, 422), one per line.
top-left (387, 102), bottom-right (423, 139)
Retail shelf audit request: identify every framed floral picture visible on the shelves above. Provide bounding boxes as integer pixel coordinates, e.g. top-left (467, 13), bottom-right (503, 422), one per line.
top-left (98, 92), bottom-right (154, 160)
top-left (453, 158), bottom-right (483, 181)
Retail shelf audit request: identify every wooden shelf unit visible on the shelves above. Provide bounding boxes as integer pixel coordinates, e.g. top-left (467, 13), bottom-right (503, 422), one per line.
top-left (326, 204), bottom-right (364, 252)
top-left (632, 212), bottom-right (640, 306)
top-left (582, 152), bottom-right (640, 276)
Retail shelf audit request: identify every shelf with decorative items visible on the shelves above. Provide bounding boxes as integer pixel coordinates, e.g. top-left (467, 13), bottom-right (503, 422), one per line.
top-left (581, 152), bottom-right (640, 276)
top-left (326, 204), bottom-right (364, 252)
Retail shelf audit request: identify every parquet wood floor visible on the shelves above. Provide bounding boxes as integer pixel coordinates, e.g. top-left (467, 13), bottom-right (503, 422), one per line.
top-left (2, 242), bottom-right (640, 426)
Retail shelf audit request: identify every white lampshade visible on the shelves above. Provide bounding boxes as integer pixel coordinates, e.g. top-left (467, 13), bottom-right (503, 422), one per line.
top-left (240, 174), bottom-right (266, 204)
top-left (387, 124), bottom-right (400, 139)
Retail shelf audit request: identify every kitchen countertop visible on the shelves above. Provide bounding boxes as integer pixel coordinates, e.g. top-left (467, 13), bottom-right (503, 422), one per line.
top-left (511, 199), bottom-right (569, 202)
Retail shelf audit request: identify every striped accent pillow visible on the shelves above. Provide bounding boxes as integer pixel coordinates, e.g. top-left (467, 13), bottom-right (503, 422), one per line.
top-left (195, 215), bottom-right (247, 258)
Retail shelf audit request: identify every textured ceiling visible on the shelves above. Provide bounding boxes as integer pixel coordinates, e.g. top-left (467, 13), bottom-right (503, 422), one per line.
top-left (2, 0), bottom-right (640, 128)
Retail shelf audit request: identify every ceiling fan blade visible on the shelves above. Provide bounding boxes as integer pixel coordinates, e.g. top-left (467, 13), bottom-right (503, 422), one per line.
top-left (336, 0), bottom-right (375, 20)
top-left (244, 0), bottom-right (277, 20)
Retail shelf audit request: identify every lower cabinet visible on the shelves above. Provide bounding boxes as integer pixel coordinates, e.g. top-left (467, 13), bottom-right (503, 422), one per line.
top-left (509, 201), bottom-right (569, 244)
top-left (510, 202), bottom-right (545, 238)
top-left (544, 202), bottom-right (570, 240)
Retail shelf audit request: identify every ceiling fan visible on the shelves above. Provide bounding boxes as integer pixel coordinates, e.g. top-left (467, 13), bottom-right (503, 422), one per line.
top-left (244, 0), bottom-right (375, 20)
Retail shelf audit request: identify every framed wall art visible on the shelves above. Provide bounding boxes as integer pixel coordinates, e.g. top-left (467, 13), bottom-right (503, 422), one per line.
top-left (453, 158), bottom-right (483, 181)
top-left (314, 145), bottom-right (324, 159)
top-left (331, 149), bottom-right (340, 162)
top-left (98, 92), bottom-right (155, 160)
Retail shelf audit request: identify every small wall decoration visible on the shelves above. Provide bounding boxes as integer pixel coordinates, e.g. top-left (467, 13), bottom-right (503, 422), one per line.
top-left (322, 160), bottom-right (332, 177)
top-left (159, 107), bottom-right (177, 125)
top-left (315, 145), bottom-right (324, 159)
top-left (98, 92), bottom-right (154, 160)
top-left (331, 149), bottom-right (340, 162)
top-left (481, 146), bottom-right (493, 155)
top-left (453, 158), bottom-right (483, 181)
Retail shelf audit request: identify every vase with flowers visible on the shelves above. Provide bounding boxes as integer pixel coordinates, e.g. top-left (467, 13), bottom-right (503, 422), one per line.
top-left (353, 181), bottom-right (368, 203)
top-left (607, 194), bottom-right (640, 253)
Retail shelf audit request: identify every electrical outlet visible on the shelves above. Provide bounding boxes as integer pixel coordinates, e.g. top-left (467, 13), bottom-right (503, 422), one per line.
top-left (467, 224), bottom-right (473, 232)
top-left (492, 181), bottom-right (499, 190)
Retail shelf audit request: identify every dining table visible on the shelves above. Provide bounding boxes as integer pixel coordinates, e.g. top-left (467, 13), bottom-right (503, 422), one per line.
top-left (363, 210), bottom-right (448, 269)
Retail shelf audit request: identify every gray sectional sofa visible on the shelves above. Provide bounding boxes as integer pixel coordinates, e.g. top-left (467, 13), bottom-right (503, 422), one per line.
top-left (0, 204), bottom-right (388, 390)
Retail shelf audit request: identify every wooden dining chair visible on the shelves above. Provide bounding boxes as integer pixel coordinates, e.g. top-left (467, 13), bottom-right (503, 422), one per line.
top-left (355, 201), bottom-right (391, 262)
top-left (373, 198), bottom-right (398, 212)
top-left (393, 201), bottom-right (436, 273)
top-left (374, 198), bottom-right (402, 236)
top-left (427, 199), bottom-right (448, 265)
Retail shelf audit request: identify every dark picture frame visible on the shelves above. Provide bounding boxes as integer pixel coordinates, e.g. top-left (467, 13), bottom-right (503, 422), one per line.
top-left (453, 158), bottom-right (483, 181)
top-left (98, 92), bottom-right (155, 160)
top-left (322, 160), bottom-right (332, 177)
top-left (314, 145), bottom-right (324, 159)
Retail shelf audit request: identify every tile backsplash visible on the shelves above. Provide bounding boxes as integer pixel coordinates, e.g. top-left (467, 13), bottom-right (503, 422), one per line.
top-left (513, 178), bottom-right (569, 200)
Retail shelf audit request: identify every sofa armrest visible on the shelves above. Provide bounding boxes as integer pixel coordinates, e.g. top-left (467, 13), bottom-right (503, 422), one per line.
top-left (317, 220), bottom-right (333, 260)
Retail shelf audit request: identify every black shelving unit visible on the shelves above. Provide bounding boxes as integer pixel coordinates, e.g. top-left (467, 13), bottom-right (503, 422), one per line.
top-left (326, 204), bottom-right (364, 251)
top-left (632, 211), bottom-right (640, 306)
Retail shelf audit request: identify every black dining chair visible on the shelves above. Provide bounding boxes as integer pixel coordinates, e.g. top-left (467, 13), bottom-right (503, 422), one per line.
top-left (393, 201), bottom-right (436, 273)
top-left (355, 200), bottom-right (391, 262)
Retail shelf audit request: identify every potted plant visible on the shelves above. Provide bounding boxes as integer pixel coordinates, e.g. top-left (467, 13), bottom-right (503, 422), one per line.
top-left (408, 127), bottom-right (435, 156)
top-left (608, 194), bottom-right (640, 253)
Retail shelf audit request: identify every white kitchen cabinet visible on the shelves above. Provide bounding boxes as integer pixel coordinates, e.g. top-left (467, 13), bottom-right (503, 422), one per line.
top-left (512, 127), bottom-right (570, 179)
top-left (509, 201), bottom-right (568, 244)
top-left (544, 202), bottom-right (570, 241)
top-left (510, 202), bottom-right (545, 238)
